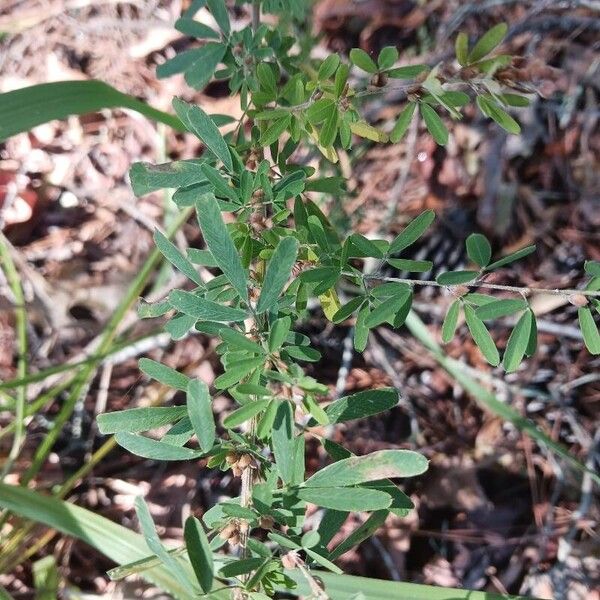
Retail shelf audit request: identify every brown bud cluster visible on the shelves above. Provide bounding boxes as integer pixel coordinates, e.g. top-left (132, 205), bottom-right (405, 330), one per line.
top-left (219, 520), bottom-right (246, 546)
top-left (370, 72), bottom-right (388, 88)
top-left (259, 515), bottom-right (275, 530)
top-left (249, 211), bottom-right (270, 236)
top-left (280, 552), bottom-right (298, 570)
top-left (226, 452), bottom-right (259, 477)
top-left (246, 148), bottom-right (263, 172)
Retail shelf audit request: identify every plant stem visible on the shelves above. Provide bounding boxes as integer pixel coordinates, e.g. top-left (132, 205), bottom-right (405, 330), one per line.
top-left (252, 0), bottom-right (260, 32)
top-left (360, 273), bottom-right (600, 299)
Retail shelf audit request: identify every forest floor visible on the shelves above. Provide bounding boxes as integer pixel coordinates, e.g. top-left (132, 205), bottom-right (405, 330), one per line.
top-left (0, 0), bottom-right (599, 598)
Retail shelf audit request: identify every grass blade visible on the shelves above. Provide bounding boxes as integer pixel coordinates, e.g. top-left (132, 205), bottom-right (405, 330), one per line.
top-left (0, 483), bottom-right (197, 600)
top-left (0, 81), bottom-right (184, 141)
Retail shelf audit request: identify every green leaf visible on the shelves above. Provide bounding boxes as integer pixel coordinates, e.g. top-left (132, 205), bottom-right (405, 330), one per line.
top-left (332, 296), bottom-right (365, 324)
top-left (174, 17), bottom-right (220, 39)
top-left (0, 483), bottom-right (195, 600)
top-left (172, 98), bottom-right (232, 171)
top-left (306, 98), bottom-right (336, 124)
top-left (389, 209), bottom-right (435, 254)
top-left (318, 54), bottom-right (341, 80)
top-left (296, 487), bottom-right (392, 512)
top-left (257, 237), bottom-right (299, 313)
top-left (584, 260), bottom-right (600, 278)
top-left (269, 316), bottom-right (291, 352)
top-left (475, 298), bottom-right (528, 320)
top-left (319, 105), bottom-right (339, 147)
top-left (499, 93), bottom-right (530, 107)
top-left (285, 345), bottom-right (321, 362)
top-left (187, 379), bottom-right (215, 452)
top-left (223, 399), bottom-right (270, 428)
top-left (378, 46), bottom-right (399, 70)
top-left (158, 43), bottom-right (226, 90)
top-left (184, 517), bottom-right (213, 593)
top-left (349, 48), bottom-right (378, 73)
top-left (436, 270), bottom-right (479, 285)
top-left (420, 103), bottom-right (448, 145)
top-left (33, 556), bottom-right (59, 600)
top-left (0, 81), bottom-right (185, 142)
top-left (220, 328), bottom-right (264, 354)
top-left (468, 23), bottom-right (508, 63)
top-left (441, 299), bottom-right (461, 343)
top-left (304, 450), bottom-right (428, 488)
top-left (466, 233), bottom-right (491, 267)
top-left (259, 115), bottom-right (291, 146)
top-left (115, 433), bottom-right (204, 461)
top-left (578, 307), bottom-right (600, 355)
top-left (386, 65), bottom-right (429, 79)
top-left (390, 103), bottom-right (416, 143)
top-left (185, 43), bottom-right (228, 90)
top-left (220, 558), bottom-right (265, 578)
top-left (325, 388), bottom-right (398, 424)
top-left (455, 32), bottom-right (469, 66)
top-left (525, 311), bottom-right (537, 358)
top-left (130, 160), bottom-right (206, 196)
top-left (365, 291), bottom-right (411, 328)
top-left (272, 401), bottom-right (295, 484)
top-left (349, 120), bottom-right (388, 143)
top-left (486, 244), bottom-right (536, 270)
top-left (169, 290), bottom-right (247, 322)
top-left (334, 63), bottom-right (350, 98)
top-left (139, 358), bottom-right (189, 391)
top-left (299, 266), bottom-right (339, 286)
top-left (135, 497), bottom-right (196, 595)
top-left (476, 95), bottom-right (520, 134)
top-left (154, 230), bottom-right (203, 286)
top-left (354, 304), bottom-right (370, 352)
top-left (195, 193), bottom-right (248, 301)
top-left (329, 511), bottom-right (388, 560)
top-left (214, 357), bottom-right (265, 389)
top-left (347, 234), bottom-right (385, 258)
top-left (294, 571), bottom-right (531, 600)
top-left (206, 0), bottom-right (230, 35)
top-left (386, 258), bottom-right (432, 272)
top-left (188, 248), bottom-right (218, 267)
top-left (236, 383), bottom-right (271, 396)
top-left (464, 305), bottom-right (500, 366)
top-left (97, 407), bottom-right (188, 435)
top-left (503, 310), bottom-right (533, 372)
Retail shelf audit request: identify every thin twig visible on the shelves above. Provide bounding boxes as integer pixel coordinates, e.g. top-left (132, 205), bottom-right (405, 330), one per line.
top-left (358, 273), bottom-right (600, 299)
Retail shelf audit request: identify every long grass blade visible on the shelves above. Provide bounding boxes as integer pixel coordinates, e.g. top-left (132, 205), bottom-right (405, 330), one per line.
top-left (0, 81), bottom-right (185, 141)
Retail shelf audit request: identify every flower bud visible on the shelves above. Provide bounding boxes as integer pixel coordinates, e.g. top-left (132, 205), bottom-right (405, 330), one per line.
top-left (219, 523), bottom-right (237, 540)
top-left (260, 516), bottom-right (275, 530)
top-left (568, 293), bottom-right (588, 307)
top-left (238, 454), bottom-right (253, 469)
top-left (225, 452), bottom-right (239, 465)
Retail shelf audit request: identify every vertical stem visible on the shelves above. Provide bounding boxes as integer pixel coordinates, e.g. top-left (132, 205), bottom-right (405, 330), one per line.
top-left (252, 0), bottom-right (260, 32)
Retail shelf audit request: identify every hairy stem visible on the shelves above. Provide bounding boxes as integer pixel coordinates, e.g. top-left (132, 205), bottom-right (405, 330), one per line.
top-left (360, 273), bottom-right (600, 299)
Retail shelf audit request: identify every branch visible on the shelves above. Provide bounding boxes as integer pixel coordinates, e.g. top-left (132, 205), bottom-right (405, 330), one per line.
top-left (359, 273), bottom-right (600, 299)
